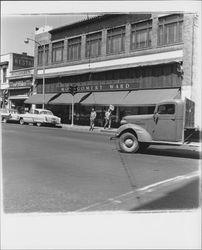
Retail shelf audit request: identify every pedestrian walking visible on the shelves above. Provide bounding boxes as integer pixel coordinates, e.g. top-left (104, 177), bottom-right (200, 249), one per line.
top-left (89, 108), bottom-right (97, 131)
top-left (104, 108), bottom-right (112, 129)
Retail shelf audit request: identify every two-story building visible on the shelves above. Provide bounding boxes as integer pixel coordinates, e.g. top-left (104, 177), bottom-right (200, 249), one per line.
top-left (0, 53), bottom-right (34, 111)
top-left (25, 13), bottom-right (200, 128)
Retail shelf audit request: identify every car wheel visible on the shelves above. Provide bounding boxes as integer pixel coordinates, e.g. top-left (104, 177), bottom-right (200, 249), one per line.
top-left (19, 118), bottom-right (24, 125)
top-left (119, 132), bottom-right (139, 153)
top-left (36, 122), bottom-right (42, 127)
top-left (2, 117), bottom-right (7, 123)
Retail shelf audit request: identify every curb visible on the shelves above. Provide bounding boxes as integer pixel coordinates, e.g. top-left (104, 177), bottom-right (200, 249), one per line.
top-left (61, 124), bottom-right (117, 135)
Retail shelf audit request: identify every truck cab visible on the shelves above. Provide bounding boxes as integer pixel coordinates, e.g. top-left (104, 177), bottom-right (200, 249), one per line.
top-left (116, 98), bottom-right (197, 153)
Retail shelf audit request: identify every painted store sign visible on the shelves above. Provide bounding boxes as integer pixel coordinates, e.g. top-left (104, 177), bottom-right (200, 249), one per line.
top-left (13, 53), bottom-right (34, 70)
top-left (55, 82), bottom-right (140, 93)
top-left (9, 79), bottom-right (32, 88)
top-left (10, 69), bottom-right (33, 77)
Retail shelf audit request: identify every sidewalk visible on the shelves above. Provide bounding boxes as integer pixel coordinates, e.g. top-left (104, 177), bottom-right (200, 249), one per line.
top-left (61, 123), bottom-right (117, 135)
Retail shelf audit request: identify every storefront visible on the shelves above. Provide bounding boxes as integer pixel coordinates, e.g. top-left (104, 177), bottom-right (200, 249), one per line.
top-left (8, 68), bottom-right (34, 112)
top-left (25, 65), bottom-right (181, 127)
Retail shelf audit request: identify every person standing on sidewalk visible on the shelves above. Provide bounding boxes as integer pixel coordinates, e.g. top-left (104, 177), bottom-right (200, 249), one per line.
top-left (104, 108), bottom-right (112, 129)
top-left (89, 108), bottom-right (97, 131)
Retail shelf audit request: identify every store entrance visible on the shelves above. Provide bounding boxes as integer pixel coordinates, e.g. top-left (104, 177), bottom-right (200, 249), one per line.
top-left (10, 99), bottom-right (30, 113)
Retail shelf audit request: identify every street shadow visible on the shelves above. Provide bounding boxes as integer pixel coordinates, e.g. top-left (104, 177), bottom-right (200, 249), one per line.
top-left (141, 147), bottom-right (201, 159)
top-left (116, 147), bottom-right (201, 159)
top-left (2, 122), bottom-right (62, 129)
top-left (131, 179), bottom-right (200, 211)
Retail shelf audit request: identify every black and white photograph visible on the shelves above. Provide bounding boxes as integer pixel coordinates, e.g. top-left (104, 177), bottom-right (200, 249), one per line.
top-left (1, 1), bottom-right (201, 249)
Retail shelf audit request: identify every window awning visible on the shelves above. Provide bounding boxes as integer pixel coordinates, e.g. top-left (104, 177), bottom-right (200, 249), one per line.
top-left (24, 94), bottom-right (56, 104)
top-left (121, 88), bottom-right (181, 106)
top-left (49, 92), bottom-right (90, 105)
top-left (81, 91), bottom-right (129, 105)
top-left (81, 88), bottom-right (180, 106)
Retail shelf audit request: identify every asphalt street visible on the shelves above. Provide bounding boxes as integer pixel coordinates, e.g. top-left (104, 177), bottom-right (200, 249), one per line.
top-left (1, 123), bottom-right (201, 213)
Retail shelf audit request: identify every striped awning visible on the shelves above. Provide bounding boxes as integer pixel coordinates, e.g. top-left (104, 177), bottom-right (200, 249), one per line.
top-left (49, 92), bottom-right (90, 105)
top-left (80, 88), bottom-right (180, 106)
top-left (24, 94), bottom-right (56, 104)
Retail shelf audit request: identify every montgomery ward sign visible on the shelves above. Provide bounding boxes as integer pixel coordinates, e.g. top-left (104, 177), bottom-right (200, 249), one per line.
top-left (56, 82), bottom-right (140, 93)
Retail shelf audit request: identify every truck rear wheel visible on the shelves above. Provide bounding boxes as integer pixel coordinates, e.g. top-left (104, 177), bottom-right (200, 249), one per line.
top-left (119, 132), bottom-right (139, 153)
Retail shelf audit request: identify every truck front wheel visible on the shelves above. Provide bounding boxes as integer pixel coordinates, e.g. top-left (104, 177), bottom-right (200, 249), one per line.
top-left (119, 132), bottom-right (139, 153)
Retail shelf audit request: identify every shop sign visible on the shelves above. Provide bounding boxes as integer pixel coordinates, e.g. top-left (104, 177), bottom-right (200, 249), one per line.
top-left (10, 69), bottom-right (33, 77)
top-left (56, 82), bottom-right (140, 93)
top-left (9, 79), bottom-right (32, 88)
top-left (13, 53), bottom-right (34, 70)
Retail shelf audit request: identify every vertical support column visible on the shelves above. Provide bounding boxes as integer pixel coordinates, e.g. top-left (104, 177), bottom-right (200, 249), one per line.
top-left (151, 14), bottom-right (158, 48)
top-left (182, 14), bottom-right (201, 128)
top-left (101, 29), bottom-right (107, 56)
top-left (32, 43), bottom-right (38, 96)
top-left (81, 34), bottom-right (86, 60)
top-left (125, 23), bottom-right (131, 54)
top-left (48, 43), bottom-right (52, 65)
top-left (63, 38), bottom-right (68, 62)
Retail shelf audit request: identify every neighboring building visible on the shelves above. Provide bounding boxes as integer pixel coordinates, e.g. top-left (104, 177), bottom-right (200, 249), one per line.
top-left (25, 13), bottom-right (201, 128)
top-left (0, 53), bottom-right (34, 111)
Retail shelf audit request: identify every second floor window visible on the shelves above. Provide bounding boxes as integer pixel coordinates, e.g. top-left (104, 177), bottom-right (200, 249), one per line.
top-left (52, 41), bottom-right (64, 63)
top-left (158, 14), bottom-right (183, 46)
top-left (3, 67), bottom-right (7, 83)
top-left (67, 37), bottom-right (81, 61)
top-left (107, 26), bottom-right (125, 54)
top-left (38, 44), bottom-right (49, 66)
top-left (131, 21), bottom-right (152, 50)
top-left (86, 32), bottom-right (102, 58)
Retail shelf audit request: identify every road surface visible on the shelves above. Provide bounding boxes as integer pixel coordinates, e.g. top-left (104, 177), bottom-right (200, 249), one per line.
top-left (1, 123), bottom-right (200, 213)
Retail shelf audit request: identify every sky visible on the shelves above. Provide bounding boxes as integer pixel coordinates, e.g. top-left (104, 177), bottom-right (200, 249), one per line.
top-left (1, 14), bottom-right (93, 56)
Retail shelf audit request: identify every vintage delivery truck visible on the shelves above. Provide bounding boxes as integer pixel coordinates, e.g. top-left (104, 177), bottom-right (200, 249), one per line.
top-left (114, 98), bottom-right (200, 153)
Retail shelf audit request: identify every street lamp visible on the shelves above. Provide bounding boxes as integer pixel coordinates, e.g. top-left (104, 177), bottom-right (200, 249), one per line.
top-left (24, 37), bottom-right (45, 109)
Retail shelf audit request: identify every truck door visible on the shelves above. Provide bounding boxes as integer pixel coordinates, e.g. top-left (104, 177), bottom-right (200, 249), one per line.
top-left (152, 103), bottom-right (177, 141)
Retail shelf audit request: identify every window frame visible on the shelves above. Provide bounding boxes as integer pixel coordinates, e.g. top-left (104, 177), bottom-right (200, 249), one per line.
top-left (158, 14), bottom-right (183, 46)
top-left (38, 44), bottom-right (49, 66)
top-left (157, 104), bottom-right (175, 115)
top-left (130, 20), bottom-right (152, 51)
top-left (86, 32), bottom-right (102, 59)
top-left (67, 36), bottom-right (81, 61)
top-left (3, 67), bottom-right (7, 83)
top-left (52, 41), bottom-right (64, 63)
top-left (106, 26), bottom-right (126, 55)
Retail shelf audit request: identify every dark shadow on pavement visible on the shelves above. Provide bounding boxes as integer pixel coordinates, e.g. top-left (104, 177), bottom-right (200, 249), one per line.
top-left (141, 147), bottom-right (201, 159)
top-left (131, 179), bottom-right (200, 211)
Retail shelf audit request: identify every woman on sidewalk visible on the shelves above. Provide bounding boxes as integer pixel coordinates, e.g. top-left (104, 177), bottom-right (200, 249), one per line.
top-left (89, 108), bottom-right (97, 131)
top-left (104, 109), bottom-right (112, 129)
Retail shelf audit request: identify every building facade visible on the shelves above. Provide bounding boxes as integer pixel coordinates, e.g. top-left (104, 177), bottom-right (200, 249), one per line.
top-left (25, 13), bottom-right (201, 128)
top-left (0, 53), bottom-right (34, 111)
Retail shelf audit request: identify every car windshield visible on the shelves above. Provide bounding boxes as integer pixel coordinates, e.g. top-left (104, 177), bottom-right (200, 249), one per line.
top-left (40, 110), bottom-right (53, 115)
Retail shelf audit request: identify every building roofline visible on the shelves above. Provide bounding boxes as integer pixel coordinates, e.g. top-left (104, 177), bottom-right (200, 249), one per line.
top-left (49, 14), bottom-right (125, 34)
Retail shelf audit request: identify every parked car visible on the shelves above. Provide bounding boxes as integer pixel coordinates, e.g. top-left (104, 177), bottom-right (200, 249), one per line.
top-left (0, 109), bottom-right (12, 123)
top-left (18, 108), bottom-right (61, 127)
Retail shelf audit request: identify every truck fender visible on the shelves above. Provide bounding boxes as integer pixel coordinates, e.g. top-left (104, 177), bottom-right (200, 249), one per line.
top-left (116, 123), bottom-right (152, 142)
